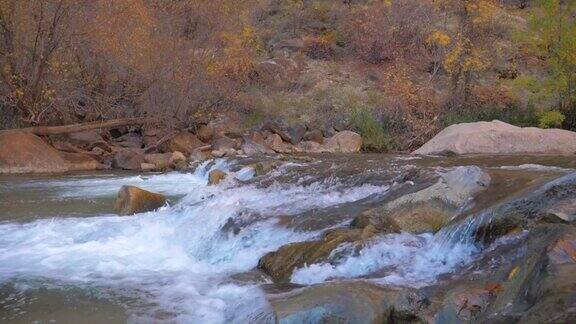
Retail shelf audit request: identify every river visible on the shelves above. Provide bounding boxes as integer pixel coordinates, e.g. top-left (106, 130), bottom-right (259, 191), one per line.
top-left (0, 154), bottom-right (574, 323)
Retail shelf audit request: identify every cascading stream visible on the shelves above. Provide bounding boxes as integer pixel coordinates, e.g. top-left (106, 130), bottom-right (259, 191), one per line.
top-left (1, 157), bottom-right (572, 323)
top-left (0, 158), bottom-right (391, 322)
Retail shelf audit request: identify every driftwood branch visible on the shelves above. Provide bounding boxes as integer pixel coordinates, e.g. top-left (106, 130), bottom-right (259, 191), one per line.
top-left (2, 117), bottom-right (156, 136)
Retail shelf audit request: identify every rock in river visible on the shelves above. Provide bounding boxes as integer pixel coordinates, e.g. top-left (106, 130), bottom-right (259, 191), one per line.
top-left (208, 169), bottom-right (227, 185)
top-left (113, 185), bottom-right (167, 215)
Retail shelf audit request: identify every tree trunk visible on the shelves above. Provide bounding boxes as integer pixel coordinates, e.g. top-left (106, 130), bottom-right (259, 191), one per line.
top-left (2, 117), bottom-right (156, 136)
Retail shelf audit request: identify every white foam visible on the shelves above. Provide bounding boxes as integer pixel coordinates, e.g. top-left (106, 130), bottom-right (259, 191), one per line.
top-left (0, 160), bottom-right (390, 322)
top-left (10, 158), bottom-right (232, 198)
top-left (499, 164), bottom-right (572, 172)
top-left (291, 232), bottom-right (478, 287)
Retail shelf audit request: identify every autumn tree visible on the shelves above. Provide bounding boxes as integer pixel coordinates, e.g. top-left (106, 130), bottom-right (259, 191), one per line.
top-left (437, 0), bottom-right (502, 110)
top-left (518, 0), bottom-right (576, 129)
top-left (0, 0), bottom-right (74, 126)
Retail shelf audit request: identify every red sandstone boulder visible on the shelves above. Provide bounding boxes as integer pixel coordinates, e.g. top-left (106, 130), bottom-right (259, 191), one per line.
top-left (323, 131), bottom-right (363, 153)
top-left (0, 131), bottom-right (69, 174)
top-left (113, 185), bottom-right (167, 215)
top-left (159, 132), bottom-right (205, 155)
top-left (413, 120), bottom-right (576, 155)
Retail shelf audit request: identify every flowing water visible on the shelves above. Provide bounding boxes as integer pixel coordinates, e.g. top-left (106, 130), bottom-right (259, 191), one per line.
top-left (0, 154), bottom-right (574, 323)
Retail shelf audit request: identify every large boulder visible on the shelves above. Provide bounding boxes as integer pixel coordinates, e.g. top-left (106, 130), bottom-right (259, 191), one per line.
top-left (354, 166), bottom-right (491, 234)
top-left (413, 120), bottom-right (576, 155)
top-left (432, 225), bottom-right (576, 323)
top-left (323, 131), bottom-right (363, 153)
top-left (269, 282), bottom-right (425, 324)
top-left (0, 131), bottom-right (69, 174)
top-left (159, 132), bottom-right (205, 155)
top-left (113, 185), bottom-right (167, 215)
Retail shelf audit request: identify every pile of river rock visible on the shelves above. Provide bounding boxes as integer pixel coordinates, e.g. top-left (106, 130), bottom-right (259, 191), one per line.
top-left (0, 118), bottom-right (361, 174)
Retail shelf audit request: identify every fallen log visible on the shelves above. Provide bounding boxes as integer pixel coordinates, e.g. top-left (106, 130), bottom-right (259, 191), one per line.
top-left (1, 117), bottom-right (156, 136)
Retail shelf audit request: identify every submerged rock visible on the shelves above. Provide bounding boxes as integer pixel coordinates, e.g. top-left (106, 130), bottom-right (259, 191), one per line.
top-left (472, 171), bottom-right (576, 244)
top-left (413, 120), bottom-right (576, 155)
top-left (0, 131), bottom-right (69, 174)
top-left (208, 169), bottom-right (227, 185)
top-left (431, 225), bottom-right (576, 323)
top-left (113, 185), bottom-right (167, 215)
top-left (249, 161), bottom-right (281, 177)
top-left (258, 226), bottom-right (378, 282)
top-left (269, 281), bottom-right (426, 324)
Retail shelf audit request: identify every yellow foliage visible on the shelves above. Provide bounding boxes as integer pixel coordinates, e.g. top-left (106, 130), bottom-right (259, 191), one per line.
top-left (427, 31), bottom-right (451, 46)
top-left (443, 41), bottom-right (463, 74)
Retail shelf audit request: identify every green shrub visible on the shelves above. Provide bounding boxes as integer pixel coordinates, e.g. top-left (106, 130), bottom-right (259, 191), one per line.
top-left (537, 110), bottom-right (565, 129)
top-left (443, 105), bottom-right (539, 128)
top-left (349, 108), bottom-right (392, 152)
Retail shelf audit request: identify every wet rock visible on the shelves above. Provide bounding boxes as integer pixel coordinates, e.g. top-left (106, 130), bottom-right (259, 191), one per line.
top-left (413, 120), bottom-right (576, 155)
top-left (249, 161), bottom-right (281, 176)
top-left (0, 131), bottom-right (69, 174)
top-left (303, 129), bottom-right (324, 144)
top-left (350, 211), bottom-right (401, 234)
top-left (545, 199), bottom-right (576, 222)
top-left (365, 166), bottom-right (491, 234)
top-left (159, 132), bottom-right (205, 155)
top-left (59, 152), bottom-right (105, 171)
top-left (472, 172), bottom-right (576, 244)
top-left (269, 282), bottom-right (425, 324)
top-left (113, 185), bottom-right (167, 215)
top-left (208, 169), bottom-right (227, 185)
top-left (258, 227), bottom-right (378, 282)
top-left (323, 131), bottom-right (363, 153)
top-left (112, 149), bottom-right (145, 170)
top-left (432, 225), bottom-right (576, 323)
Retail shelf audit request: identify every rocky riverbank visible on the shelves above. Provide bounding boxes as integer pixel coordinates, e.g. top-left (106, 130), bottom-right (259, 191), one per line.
top-left (0, 117), bottom-right (362, 174)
